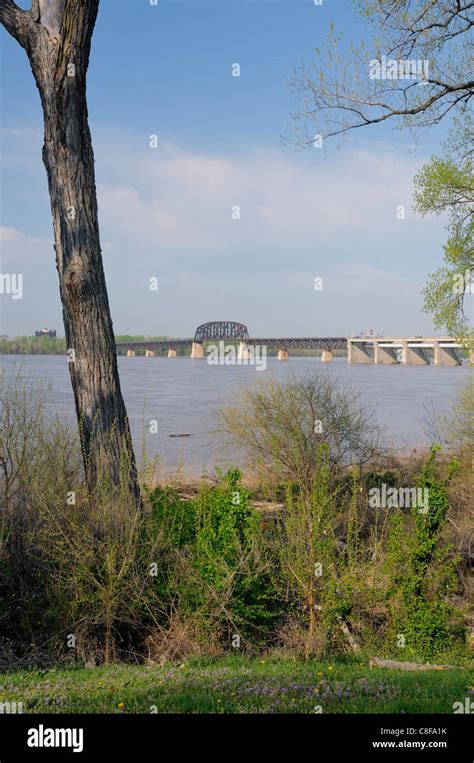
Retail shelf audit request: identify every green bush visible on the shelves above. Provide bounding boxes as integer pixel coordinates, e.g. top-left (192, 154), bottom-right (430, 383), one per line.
top-left (397, 448), bottom-right (466, 658)
top-left (147, 470), bottom-right (281, 650)
top-left (374, 448), bottom-right (467, 660)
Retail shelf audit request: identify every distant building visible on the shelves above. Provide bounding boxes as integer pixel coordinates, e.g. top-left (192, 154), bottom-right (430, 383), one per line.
top-left (35, 328), bottom-right (57, 338)
top-left (350, 329), bottom-right (381, 338)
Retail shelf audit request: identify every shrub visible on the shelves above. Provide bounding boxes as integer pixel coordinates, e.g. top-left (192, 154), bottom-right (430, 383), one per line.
top-left (148, 470), bottom-right (280, 652)
top-left (216, 371), bottom-right (381, 497)
top-left (0, 369), bottom-right (156, 665)
top-left (276, 446), bottom-right (360, 658)
top-left (422, 376), bottom-right (474, 450)
top-left (366, 448), bottom-right (467, 660)
top-left (397, 448), bottom-right (467, 658)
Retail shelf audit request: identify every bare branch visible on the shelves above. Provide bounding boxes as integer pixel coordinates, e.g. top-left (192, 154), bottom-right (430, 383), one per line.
top-left (289, 0), bottom-right (474, 143)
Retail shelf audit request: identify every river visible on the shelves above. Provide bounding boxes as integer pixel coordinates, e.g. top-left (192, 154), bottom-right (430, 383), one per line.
top-left (1, 354), bottom-right (470, 475)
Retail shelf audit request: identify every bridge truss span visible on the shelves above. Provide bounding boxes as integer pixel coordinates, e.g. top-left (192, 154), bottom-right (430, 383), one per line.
top-left (194, 321), bottom-right (250, 342)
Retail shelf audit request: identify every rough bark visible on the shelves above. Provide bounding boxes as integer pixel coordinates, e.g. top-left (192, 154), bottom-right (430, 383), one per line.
top-left (1, 0), bottom-right (140, 503)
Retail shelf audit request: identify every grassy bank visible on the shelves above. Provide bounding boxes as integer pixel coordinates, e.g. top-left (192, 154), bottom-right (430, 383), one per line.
top-left (1, 656), bottom-right (472, 714)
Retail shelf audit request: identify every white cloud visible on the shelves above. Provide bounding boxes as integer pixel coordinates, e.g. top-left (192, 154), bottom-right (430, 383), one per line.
top-left (96, 143), bottom-right (433, 257)
top-left (334, 262), bottom-right (418, 292)
top-left (0, 226), bottom-right (52, 266)
top-left (0, 135), bottom-right (444, 336)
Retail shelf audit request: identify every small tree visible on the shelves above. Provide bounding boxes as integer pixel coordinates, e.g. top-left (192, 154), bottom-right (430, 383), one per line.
top-left (279, 446), bottom-right (337, 658)
top-left (216, 371), bottom-right (381, 498)
top-left (414, 117), bottom-right (473, 347)
top-left (422, 377), bottom-right (474, 448)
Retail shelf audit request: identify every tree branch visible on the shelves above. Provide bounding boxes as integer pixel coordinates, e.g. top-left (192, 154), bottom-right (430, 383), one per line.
top-left (289, 1), bottom-right (473, 144)
top-left (0, 0), bottom-right (35, 50)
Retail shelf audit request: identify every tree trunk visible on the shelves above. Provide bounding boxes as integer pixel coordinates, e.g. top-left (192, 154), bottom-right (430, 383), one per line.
top-left (1, 0), bottom-right (140, 503)
top-left (306, 590), bottom-right (316, 661)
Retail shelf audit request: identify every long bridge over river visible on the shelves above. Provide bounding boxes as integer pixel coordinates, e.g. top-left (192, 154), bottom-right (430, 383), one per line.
top-left (116, 321), bottom-right (469, 365)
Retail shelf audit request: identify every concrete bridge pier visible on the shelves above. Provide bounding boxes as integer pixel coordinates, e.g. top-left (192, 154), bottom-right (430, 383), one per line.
top-left (347, 341), bottom-right (372, 364)
top-left (402, 342), bottom-right (429, 365)
top-left (168, 349), bottom-right (177, 358)
top-left (277, 349), bottom-right (288, 361)
top-left (126, 350), bottom-right (135, 357)
top-left (191, 341), bottom-right (204, 359)
top-left (373, 341), bottom-right (398, 364)
top-left (433, 342), bottom-right (461, 366)
top-left (145, 350), bottom-right (155, 357)
top-left (321, 350), bottom-right (333, 362)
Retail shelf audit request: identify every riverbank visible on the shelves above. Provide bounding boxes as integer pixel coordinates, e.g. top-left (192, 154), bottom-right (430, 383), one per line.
top-left (1, 368), bottom-right (472, 676)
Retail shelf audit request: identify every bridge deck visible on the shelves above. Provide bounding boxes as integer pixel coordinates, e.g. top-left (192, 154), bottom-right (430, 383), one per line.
top-left (116, 336), bottom-right (460, 352)
top-left (116, 337), bottom-right (348, 351)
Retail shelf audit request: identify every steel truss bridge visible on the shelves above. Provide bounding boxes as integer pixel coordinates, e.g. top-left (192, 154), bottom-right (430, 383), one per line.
top-left (245, 337), bottom-right (347, 350)
top-left (194, 321), bottom-right (250, 342)
top-left (116, 321), bottom-right (347, 352)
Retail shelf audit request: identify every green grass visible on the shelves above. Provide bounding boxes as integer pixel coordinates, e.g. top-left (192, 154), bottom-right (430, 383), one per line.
top-left (0, 656), bottom-right (472, 714)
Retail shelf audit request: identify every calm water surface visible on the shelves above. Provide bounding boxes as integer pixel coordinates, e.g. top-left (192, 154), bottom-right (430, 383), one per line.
top-left (1, 355), bottom-right (471, 475)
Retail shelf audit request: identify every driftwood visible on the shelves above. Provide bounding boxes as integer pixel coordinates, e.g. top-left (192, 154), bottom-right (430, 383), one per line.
top-left (369, 656), bottom-right (462, 671)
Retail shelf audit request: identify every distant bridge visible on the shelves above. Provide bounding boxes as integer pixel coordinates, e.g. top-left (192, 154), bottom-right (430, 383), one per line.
top-left (116, 322), bottom-right (468, 365)
top-left (194, 321), bottom-right (249, 342)
top-left (117, 321), bottom-right (346, 351)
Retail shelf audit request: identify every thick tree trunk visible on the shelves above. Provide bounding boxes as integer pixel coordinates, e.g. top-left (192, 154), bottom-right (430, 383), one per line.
top-left (41, 92), bottom-right (139, 497)
top-left (1, 0), bottom-right (140, 503)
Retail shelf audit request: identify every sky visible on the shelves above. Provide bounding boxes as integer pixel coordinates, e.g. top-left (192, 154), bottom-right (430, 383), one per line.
top-left (0, 0), bottom-right (454, 339)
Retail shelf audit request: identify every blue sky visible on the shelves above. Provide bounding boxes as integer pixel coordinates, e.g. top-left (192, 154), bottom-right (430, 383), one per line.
top-left (1, 0), bottom-right (453, 338)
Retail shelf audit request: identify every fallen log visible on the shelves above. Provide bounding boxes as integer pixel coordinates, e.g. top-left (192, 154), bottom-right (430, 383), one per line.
top-left (369, 656), bottom-right (462, 671)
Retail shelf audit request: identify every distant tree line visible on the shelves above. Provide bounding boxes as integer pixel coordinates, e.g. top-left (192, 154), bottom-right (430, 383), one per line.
top-left (0, 335), bottom-right (67, 355)
top-left (0, 335), bottom-right (174, 356)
